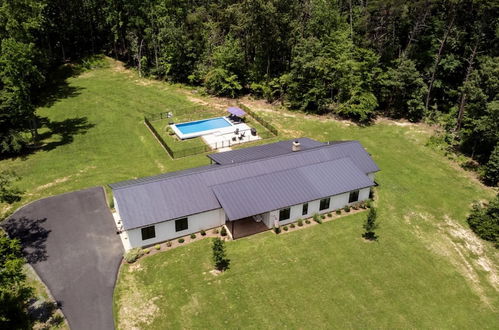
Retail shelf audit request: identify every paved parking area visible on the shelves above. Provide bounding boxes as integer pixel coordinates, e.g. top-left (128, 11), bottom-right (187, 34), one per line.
top-left (2, 187), bottom-right (123, 330)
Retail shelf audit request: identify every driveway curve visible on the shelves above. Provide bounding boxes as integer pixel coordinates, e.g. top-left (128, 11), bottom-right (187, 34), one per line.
top-left (2, 186), bottom-right (123, 330)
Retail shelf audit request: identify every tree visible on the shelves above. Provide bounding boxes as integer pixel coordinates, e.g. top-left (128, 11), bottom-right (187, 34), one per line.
top-left (483, 144), bottom-right (499, 187)
top-left (467, 195), bottom-right (499, 247)
top-left (202, 37), bottom-right (245, 97)
top-left (212, 238), bottom-right (230, 271)
top-left (362, 206), bottom-right (378, 241)
top-left (379, 58), bottom-right (428, 121)
top-left (0, 234), bottom-right (33, 329)
top-left (0, 171), bottom-right (22, 204)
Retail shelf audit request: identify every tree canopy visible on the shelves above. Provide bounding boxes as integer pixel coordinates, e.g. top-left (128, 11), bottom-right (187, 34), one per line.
top-left (1, 0), bottom-right (498, 185)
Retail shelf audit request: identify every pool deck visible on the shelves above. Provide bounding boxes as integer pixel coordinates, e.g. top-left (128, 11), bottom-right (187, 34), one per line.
top-left (202, 123), bottom-right (261, 149)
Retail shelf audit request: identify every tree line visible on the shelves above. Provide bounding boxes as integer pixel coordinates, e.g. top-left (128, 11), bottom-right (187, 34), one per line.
top-left (1, 0), bottom-right (498, 185)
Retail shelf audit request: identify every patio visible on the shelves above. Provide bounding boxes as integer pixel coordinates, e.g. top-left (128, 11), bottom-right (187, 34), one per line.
top-left (202, 123), bottom-right (261, 149)
top-left (226, 217), bottom-right (269, 239)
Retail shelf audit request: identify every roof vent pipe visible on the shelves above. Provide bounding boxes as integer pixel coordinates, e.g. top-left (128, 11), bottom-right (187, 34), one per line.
top-left (292, 140), bottom-right (301, 152)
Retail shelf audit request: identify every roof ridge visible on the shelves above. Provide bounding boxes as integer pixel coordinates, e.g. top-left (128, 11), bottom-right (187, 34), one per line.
top-left (208, 156), bottom-right (355, 189)
top-left (110, 140), bottom-right (360, 190)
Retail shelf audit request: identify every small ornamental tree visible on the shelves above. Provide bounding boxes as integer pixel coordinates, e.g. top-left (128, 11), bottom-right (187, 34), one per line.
top-left (363, 206), bottom-right (378, 241)
top-left (0, 171), bottom-right (22, 204)
top-left (212, 238), bottom-right (230, 271)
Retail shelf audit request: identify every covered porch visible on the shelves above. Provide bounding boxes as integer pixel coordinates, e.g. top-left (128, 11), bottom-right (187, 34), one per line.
top-left (226, 216), bottom-right (269, 239)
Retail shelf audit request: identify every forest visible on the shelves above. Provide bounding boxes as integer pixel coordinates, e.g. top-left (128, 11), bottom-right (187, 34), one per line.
top-left (0, 0), bottom-right (498, 186)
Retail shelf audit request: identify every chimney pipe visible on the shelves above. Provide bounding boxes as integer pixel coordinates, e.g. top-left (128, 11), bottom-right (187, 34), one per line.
top-left (292, 140), bottom-right (301, 152)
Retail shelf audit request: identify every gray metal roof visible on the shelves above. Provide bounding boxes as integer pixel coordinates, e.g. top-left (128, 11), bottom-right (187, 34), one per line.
top-left (207, 137), bottom-right (325, 164)
top-left (212, 158), bottom-right (374, 220)
top-left (109, 164), bottom-right (219, 190)
top-left (111, 139), bottom-right (379, 230)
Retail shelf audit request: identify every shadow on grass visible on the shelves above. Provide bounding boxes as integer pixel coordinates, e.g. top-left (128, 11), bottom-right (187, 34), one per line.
top-left (28, 299), bottom-right (65, 326)
top-left (2, 217), bottom-right (50, 264)
top-left (37, 64), bottom-right (84, 109)
top-left (0, 62), bottom-right (94, 161)
top-left (37, 117), bottom-right (95, 152)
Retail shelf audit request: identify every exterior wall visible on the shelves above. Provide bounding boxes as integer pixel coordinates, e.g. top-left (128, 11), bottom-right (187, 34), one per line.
top-left (368, 172), bottom-right (376, 181)
top-left (113, 197), bottom-right (120, 219)
top-left (125, 208), bottom-right (226, 249)
top-left (261, 212), bottom-right (272, 229)
top-left (268, 187), bottom-right (371, 227)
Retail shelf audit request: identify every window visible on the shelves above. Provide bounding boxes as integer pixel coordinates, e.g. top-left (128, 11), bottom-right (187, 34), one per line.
top-left (175, 218), bottom-right (188, 232)
top-left (319, 197), bottom-right (330, 211)
top-left (302, 203), bottom-right (309, 215)
top-left (279, 208), bottom-right (291, 221)
top-left (141, 226), bottom-right (156, 240)
top-left (349, 190), bottom-right (359, 203)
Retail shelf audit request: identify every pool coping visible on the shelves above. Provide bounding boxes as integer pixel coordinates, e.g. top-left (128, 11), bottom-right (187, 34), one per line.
top-left (170, 116), bottom-right (234, 139)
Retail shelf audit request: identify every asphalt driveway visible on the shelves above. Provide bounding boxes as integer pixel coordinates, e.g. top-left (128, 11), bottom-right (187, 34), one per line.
top-left (2, 186), bottom-right (123, 330)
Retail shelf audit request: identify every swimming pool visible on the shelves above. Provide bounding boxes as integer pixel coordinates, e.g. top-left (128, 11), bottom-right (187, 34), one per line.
top-left (171, 117), bottom-right (233, 139)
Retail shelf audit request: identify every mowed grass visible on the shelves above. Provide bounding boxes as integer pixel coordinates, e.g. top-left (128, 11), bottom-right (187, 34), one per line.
top-left (0, 57), bottom-right (496, 328)
top-left (114, 100), bottom-right (498, 327)
top-left (0, 58), bottom-right (212, 216)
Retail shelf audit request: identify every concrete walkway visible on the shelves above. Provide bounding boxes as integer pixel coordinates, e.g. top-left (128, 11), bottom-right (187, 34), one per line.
top-left (2, 187), bottom-right (123, 330)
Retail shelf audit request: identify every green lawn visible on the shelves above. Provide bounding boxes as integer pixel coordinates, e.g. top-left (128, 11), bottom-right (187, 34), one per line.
top-left (0, 57), bottom-right (497, 328)
top-left (0, 58), bottom-right (213, 216)
top-left (114, 105), bottom-right (498, 327)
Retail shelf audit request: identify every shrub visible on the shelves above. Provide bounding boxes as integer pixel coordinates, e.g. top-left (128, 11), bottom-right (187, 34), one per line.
top-left (143, 248), bottom-right (150, 254)
top-left (190, 233), bottom-right (196, 239)
top-left (297, 219), bottom-right (303, 227)
top-left (366, 200), bottom-right (373, 208)
top-left (290, 223), bottom-right (295, 228)
top-left (213, 228), bottom-right (219, 234)
top-left (178, 238), bottom-right (185, 243)
top-left (321, 215), bottom-right (326, 219)
top-left (166, 241), bottom-right (172, 247)
top-left (200, 229), bottom-right (206, 236)
top-left (467, 196), bottom-right (499, 246)
top-left (483, 145), bottom-right (499, 186)
top-left (313, 213), bottom-right (322, 224)
top-left (283, 226), bottom-right (289, 231)
top-left (212, 237), bottom-right (230, 271)
top-left (363, 206), bottom-right (379, 241)
top-left (360, 201), bottom-right (367, 209)
top-left (154, 244), bottom-right (161, 250)
top-left (305, 219), bottom-right (311, 224)
top-left (344, 205), bottom-right (351, 212)
top-left (124, 248), bottom-right (142, 263)
top-left (336, 209), bottom-right (341, 215)
top-left (220, 227), bottom-right (227, 237)
top-left (274, 226), bottom-right (281, 234)
top-left (327, 213), bottom-right (332, 217)
top-left (352, 204), bottom-right (359, 210)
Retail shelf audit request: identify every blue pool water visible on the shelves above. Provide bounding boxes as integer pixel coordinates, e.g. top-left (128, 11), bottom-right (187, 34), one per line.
top-left (175, 117), bottom-right (232, 135)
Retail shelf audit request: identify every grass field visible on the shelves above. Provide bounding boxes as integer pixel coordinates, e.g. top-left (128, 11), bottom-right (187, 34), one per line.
top-left (0, 58), bottom-right (213, 217)
top-left (0, 57), bottom-right (497, 328)
top-left (114, 106), bottom-right (498, 328)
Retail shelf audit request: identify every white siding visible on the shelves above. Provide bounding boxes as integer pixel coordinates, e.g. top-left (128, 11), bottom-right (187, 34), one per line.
top-left (261, 212), bottom-right (272, 229)
top-left (269, 187), bottom-right (371, 226)
top-left (125, 208), bottom-right (225, 249)
top-left (368, 172), bottom-right (375, 181)
top-left (113, 197), bottom-right (120, 217)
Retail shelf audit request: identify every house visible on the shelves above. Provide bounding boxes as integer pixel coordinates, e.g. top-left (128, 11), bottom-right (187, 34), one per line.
top-left (110, 138), bottom-right (379, 250)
